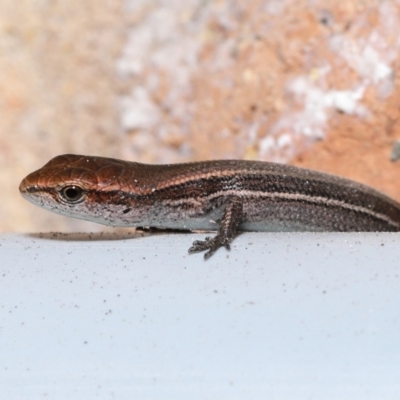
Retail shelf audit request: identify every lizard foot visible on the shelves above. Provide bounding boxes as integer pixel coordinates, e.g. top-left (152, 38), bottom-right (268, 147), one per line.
top-left (188, 236), bottom-right (230, 260)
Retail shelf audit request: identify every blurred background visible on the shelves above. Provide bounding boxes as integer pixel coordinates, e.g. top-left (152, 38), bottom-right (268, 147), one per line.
top-left (3, 0), bottom-right (400, 232)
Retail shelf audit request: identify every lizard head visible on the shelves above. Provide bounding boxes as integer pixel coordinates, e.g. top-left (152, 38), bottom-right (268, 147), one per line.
top-left (19, 154), bottom-right (144, 225)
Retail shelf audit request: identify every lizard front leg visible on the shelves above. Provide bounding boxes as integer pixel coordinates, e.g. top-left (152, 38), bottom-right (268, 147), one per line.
top-left (189, 196), bottom-right (243, 259)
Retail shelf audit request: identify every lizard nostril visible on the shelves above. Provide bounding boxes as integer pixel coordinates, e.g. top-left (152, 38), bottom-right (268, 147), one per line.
top-left (19, 179), bottom-right (39, 195)
top-left (19, 180), bottom-right (28, 194)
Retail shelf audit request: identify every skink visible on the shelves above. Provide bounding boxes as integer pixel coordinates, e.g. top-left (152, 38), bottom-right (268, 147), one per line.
top-left (19, 154), bottom-right (400, 258)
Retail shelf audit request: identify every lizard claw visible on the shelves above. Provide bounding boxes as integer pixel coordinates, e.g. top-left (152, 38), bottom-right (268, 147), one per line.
top-left (188, 235), bottom-right (230, 259)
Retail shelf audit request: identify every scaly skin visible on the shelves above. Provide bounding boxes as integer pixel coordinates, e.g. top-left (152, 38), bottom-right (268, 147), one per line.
top-left (19, 154), bottom-right (400, 258)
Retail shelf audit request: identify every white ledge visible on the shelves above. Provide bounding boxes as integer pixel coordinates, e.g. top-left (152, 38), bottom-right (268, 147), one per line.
top-left (1, 232), bottom-right (400, 399)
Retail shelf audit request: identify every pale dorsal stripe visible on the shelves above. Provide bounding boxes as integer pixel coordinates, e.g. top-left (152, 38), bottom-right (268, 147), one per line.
top-left (162, 189), bottom-right (399, 228)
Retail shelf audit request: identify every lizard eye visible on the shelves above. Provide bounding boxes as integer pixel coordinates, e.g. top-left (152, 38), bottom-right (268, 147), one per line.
top-left (60, 185), bottom-right (85, 203)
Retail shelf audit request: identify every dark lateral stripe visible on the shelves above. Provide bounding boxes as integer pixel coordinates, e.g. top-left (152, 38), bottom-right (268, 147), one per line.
top-left (161, 189), bottom-right (400, 228)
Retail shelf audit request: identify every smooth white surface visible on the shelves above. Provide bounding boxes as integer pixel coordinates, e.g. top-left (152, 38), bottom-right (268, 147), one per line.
top-left (1, 232), bottom-right (400, 399)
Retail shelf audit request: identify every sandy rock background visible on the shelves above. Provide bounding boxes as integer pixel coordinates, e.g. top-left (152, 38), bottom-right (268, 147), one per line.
top-left (2, 0), bottom-right (400, 232)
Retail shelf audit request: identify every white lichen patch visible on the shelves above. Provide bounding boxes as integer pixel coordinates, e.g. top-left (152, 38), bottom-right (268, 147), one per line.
top-left (262, 1), bottom-right (400, 162)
